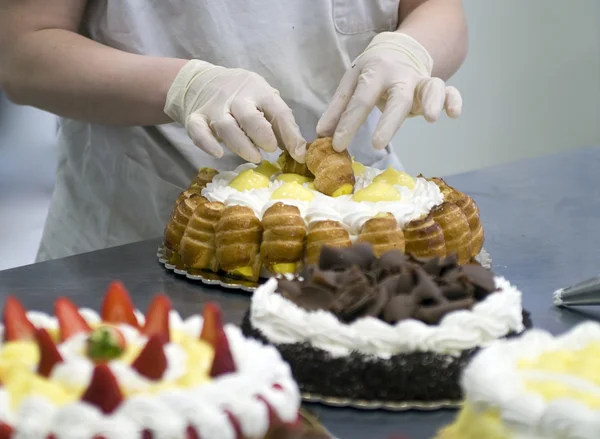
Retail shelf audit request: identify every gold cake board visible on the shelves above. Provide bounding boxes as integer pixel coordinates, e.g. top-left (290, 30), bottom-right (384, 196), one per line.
top-left (156, 245), bottom-right (492, 294)
top-left (301, 393), bottom-right (461, 411)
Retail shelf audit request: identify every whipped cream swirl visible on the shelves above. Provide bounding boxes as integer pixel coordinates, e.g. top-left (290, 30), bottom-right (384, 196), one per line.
top-left (462, 322), bottom-right (600, 439)
top-left (1, 309), bottom-right (300, 439)
top-left (250, 277), bottom-right (524, 358)
top-left (201, 163), bottom-right (444, 235)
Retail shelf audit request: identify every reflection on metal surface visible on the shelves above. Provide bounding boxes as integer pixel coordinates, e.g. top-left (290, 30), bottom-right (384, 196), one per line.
top-left (301, 392), bottom-right (462, 411)
top-left (299, 408), bottom-right (336, 437)
top-left (157, 246), bottom-right (492, 293)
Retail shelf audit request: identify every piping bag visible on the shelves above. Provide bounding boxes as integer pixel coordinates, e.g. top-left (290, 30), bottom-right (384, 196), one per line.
top-left (553, 275), bottom-right (600, 307)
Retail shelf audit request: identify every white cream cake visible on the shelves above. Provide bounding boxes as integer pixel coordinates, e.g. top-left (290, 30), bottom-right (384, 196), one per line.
top-left (439, 322), bottom-right (600, 439)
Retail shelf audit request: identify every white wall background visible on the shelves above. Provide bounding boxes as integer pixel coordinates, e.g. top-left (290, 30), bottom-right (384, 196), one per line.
top-left (1, 0), bottom-right (600, 269)
top-left (395, 0), bottom-right (600, 176)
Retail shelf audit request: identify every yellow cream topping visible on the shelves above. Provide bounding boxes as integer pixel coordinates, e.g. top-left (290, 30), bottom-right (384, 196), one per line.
top-left (228, 266), bottom-right (255, 278)
top-left (373, 166), bottom-right (416, 189)
top-left (517, 342), bottom-right (600, 408)
top-left (443, 342), bottom-right (600, 439)
top-left (271, 263), bottom-right (297, 274)
top-left (438, 403), bottom-right (511, 439)
top-left (228, 169), bottom-right (270, 191)
top-left (0, 328), bottom-right (213, 408)
top-left (352, 182), bottom-right (401, 202)
top-left (271, 182), bottom-right (314, 202)
top-left (332, 184), bottom-right (354, 197)
top-left (275, 173), bottom-right (313, 185)
top-left (351, 158), bottom-right (366, 177)
top-left (254, 161), bottom-right (280, 179)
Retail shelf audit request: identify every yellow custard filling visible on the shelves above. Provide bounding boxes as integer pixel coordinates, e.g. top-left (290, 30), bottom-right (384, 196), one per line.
top-left (351, 159), bottom-right (366, 177)
top-left (275, 173), bottom-right (313, 185)
top-left (440, 340), bottom-right (600, 439)
top-left (518, 342), bottom-right (600, 385)
top-left (271, 182), bottom-right (314, 202)
top-left (228, 169), bottom-right (270, 191)
top-left (353, 182), bottom-right (402, 202)
top-left (373, 166), bottom-right (416, 189)
top-left (438, 404), bottom-right (510, 439)
top-left (517, 342), bottom-right (600, 407)
top-left (254, 161), bottom-right (281, 179)
top-left (0, 327), bottom-right (213, 410)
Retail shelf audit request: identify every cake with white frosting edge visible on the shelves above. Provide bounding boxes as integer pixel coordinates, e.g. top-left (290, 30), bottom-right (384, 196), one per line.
top-left (241, 245), bottom-right (529, 405)
top-left (249, 276), bottom-right (524, 358)
top-left (201, 163), bottom-right (444, 234)
top-left (163, 151), bottom-right (485, 282)
top-left (438, 321), bottom-right (600, 439)
top-left (0, 285), bottom-right (301, 439)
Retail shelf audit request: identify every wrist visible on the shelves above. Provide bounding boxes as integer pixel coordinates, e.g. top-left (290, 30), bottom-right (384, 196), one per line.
top-left (164, 59), bottom-right (219, 123)
top-left (365, 31), bottom-right (433, 76)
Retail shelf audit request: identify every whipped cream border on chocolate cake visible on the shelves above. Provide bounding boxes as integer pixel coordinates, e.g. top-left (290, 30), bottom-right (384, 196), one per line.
top-left (250, 276), bottom-right (524, 358)
top-left (1, 309), bottom-right (300, 439)
top-left (201, 163), bottom-right (444, 236)
top-left (461, 322), bottom-right (600, 439)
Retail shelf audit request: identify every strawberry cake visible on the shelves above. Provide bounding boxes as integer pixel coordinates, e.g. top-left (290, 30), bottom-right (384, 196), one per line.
top-left (0, 281), bottom-right (302, 438)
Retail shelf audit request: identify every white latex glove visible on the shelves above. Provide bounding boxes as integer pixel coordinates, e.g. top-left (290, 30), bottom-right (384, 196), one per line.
top-left (165, 60), bottom-right (306, 163)
top-left (317, 32), bottom-right (463, 152)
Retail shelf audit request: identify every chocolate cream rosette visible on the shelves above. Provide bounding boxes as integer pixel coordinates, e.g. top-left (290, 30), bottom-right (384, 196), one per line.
top-left (243, 243), bottom-right (531, 407)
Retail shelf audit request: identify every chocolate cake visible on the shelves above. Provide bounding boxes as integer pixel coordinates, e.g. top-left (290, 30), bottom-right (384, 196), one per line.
top-left (242, 244), bottom-right (531, 406)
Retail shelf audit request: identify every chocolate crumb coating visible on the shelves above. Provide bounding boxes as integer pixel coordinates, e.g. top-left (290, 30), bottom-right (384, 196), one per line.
top-left (279, 243), bottom-right (498, 325)
top-left (241, 310), bottom-right (532, 404)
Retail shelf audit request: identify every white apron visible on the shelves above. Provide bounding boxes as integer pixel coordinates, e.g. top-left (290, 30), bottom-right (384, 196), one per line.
top-left (37, 0), bottom-right (403, 262)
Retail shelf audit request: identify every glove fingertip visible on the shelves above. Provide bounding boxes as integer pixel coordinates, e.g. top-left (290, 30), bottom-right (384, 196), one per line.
top-left (332, 135), bottom-right (348, 153)
top-left (290, 147), bottom-right (307, 164)
top-left (316, 117), bottom-right (335, 138)
top-left (447, 106), bottom-right (462, 119)
top-left (372, 134), bottom-right (389, 151)
top-left (424, 113), bottom-right (438, 123)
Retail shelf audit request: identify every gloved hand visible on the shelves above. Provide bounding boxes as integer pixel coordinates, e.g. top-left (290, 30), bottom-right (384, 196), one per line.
top-left (317, 32), bottom-right (463, 152)
top-left (165, 60), bottom-right (306, 163)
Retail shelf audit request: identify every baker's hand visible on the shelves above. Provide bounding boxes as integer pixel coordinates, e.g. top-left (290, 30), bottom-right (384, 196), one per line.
top-left (165, 60), bottom-right (306, 163)
top-left (317, 32), bottom-right (463, 152)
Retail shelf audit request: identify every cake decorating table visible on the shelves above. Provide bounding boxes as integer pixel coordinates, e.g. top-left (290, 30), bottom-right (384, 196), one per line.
top-left (1, 146), bottom-right (600, 439)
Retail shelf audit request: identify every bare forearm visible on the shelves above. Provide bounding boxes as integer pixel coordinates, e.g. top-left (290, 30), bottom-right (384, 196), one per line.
top-left (1, 29), bottom-right (187, 126)
top-left (398, 0), bottom-right (467, 80)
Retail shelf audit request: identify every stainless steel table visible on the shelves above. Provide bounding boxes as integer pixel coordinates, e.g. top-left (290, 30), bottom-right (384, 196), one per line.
top-left (1, 146), bottom-right (600, 439)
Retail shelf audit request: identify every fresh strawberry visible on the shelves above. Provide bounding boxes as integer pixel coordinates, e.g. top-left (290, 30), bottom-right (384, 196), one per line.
top-left (225, 411), bottom-right (243, 439)
top-left (55, 297), bottom-right (91, 341)
top-left (199, 302), bottom-right (222, 346)
top-left (200, 302), bottom-right (236, 378)
top-left (199, 303), bottom-right (236, 377)
top-left (2, 296), bottom-right (35, 341)
top-left (142, 294), bottom-right (171, 343)
top-left (185, 426), bottom-right (200, 439)
top-left (0, 422), bottom-right (13, 439)
top-left (131, 335), bottom-right (167, 380)
top-left (210, 329), bottom-right (236, 377)
top-left (101, 281), bottom-right (139, 328)
top-left (35, 328), bottom-right (64, 377)
top-left (81, 364), bottom-right (123, 414)
top-left (86, 326), bottom-right (126, 363)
